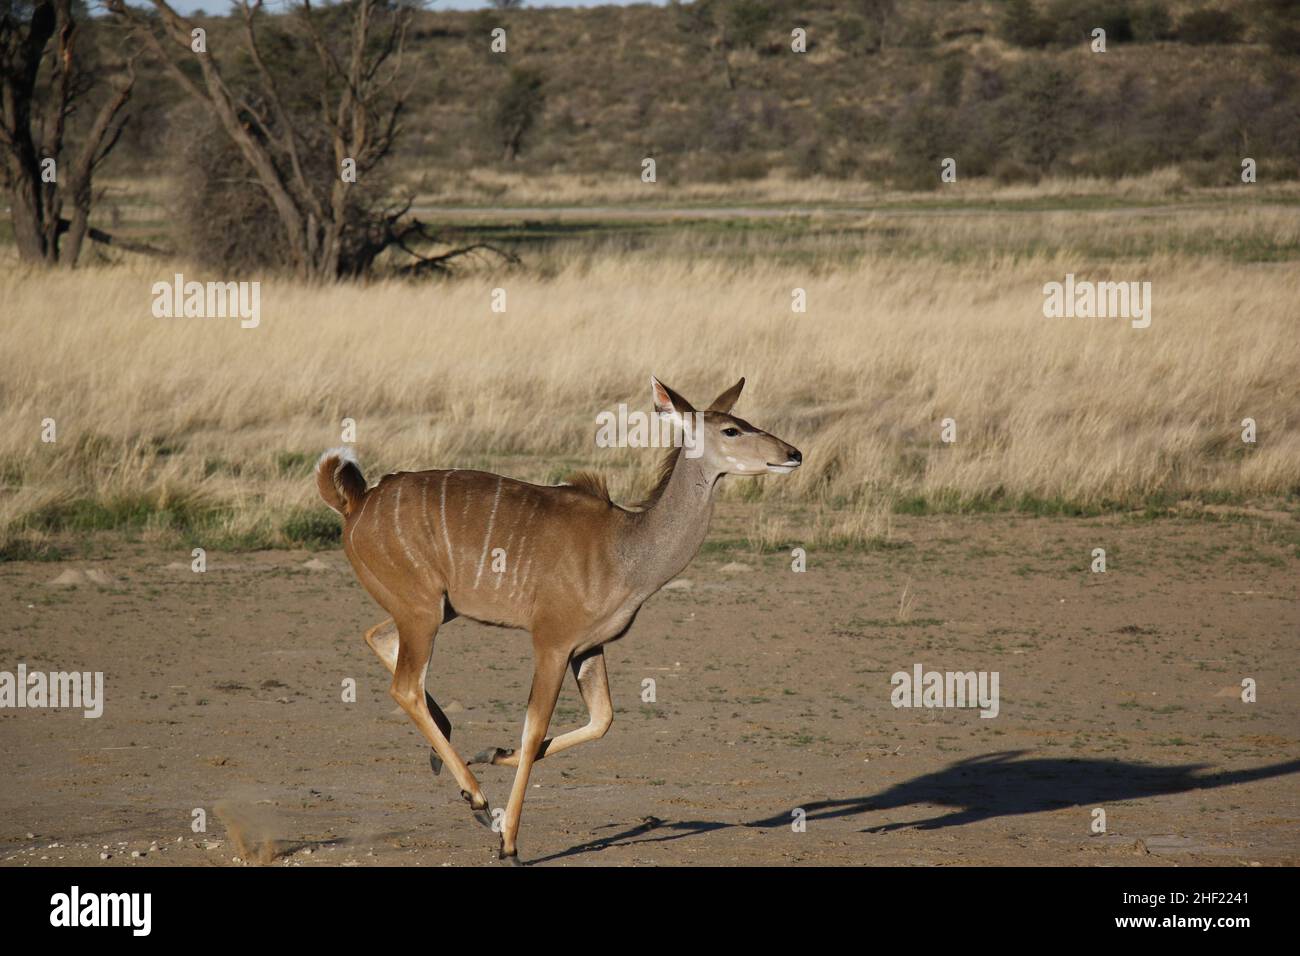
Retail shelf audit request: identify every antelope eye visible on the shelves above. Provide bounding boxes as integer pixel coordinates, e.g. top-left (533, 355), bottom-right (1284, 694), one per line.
top-left (721, 427), bottom-right (741, 438)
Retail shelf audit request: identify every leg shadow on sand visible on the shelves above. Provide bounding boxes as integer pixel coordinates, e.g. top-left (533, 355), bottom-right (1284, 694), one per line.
top-left (531, 751), bottom-right (1300, 864)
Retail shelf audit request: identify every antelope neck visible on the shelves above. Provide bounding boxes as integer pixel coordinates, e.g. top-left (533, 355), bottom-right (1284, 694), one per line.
top-left (621, 452), bottom-right (721, 593)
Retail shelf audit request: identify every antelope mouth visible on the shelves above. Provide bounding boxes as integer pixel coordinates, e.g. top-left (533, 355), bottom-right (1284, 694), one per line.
top-left (766, 461), bottom-right (801, 474)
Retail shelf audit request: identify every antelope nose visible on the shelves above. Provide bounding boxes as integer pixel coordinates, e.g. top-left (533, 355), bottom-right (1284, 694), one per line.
top-left (789, 449), bottom-right (802, 463)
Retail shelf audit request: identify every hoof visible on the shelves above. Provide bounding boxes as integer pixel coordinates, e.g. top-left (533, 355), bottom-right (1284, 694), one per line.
top-left (498, 838), bottom-right (522, 866)
top-left (461, 790), bottom-right (494, 830)
top-left (470, 747), bottom-right (514, 766)
top-left (429, 749), bottom-right (443, 776)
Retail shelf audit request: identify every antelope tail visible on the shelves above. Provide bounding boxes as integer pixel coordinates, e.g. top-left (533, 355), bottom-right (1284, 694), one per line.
top-left (315, 447), bottom-right (368, 516)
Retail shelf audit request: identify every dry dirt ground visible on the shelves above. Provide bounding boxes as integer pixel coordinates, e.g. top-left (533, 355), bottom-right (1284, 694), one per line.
top-left (1, 509), bottom-right (1297, 867)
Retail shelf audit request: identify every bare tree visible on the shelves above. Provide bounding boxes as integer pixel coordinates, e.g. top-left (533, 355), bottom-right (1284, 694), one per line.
top-left (675, 0), bottom-right (775, 92)
top-left (859, 0), bottom-right (898, 52)
top-left (675, 0), bottom-right (736, 91)
top-left (0, 0), bottom-right (136, 266)
top-left (494, 66), bottom-right (544, 161)
top-left (108, 0), bottom-right (507, 280)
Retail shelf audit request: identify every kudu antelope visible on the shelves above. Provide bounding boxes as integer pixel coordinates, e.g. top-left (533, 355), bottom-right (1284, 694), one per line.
top-left (315, 376), bottom-right (801, 863)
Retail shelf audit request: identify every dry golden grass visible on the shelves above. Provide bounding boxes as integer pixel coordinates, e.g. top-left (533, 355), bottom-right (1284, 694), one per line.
top-left (1, 203), bottom-right (1297, 554)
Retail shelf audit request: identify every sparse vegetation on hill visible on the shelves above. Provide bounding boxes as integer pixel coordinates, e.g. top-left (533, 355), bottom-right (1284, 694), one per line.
top-left (93, 0), bottom-right (1300, 196)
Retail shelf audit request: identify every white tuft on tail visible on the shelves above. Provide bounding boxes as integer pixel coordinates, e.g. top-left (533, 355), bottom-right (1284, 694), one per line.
top-left (316, 445), bottom-right (358, 474)
top-left (315, 446), bottom-right (367, 516)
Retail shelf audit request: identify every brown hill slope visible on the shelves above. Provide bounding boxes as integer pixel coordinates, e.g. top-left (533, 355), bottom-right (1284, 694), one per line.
top-left (108, 0), bottom-right (1299, 189)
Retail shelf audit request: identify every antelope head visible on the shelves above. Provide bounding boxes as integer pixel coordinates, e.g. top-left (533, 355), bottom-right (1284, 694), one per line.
top-left (651, 375), bottom-right (802, 477)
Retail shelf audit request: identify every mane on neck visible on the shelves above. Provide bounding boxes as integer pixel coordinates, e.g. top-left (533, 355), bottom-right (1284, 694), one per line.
top-left (634, 446), bottom-right (683, 510)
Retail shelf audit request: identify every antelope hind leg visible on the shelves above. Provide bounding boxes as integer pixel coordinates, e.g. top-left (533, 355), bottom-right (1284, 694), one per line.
top-left (383, 613), bottom-right (495, 830)
top-left (365, 618), bottom-right (454, 774)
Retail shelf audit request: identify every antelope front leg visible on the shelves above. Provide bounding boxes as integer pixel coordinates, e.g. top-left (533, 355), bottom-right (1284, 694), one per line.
top-left (499, 647), bottom-right (569, 864)
top-left (475, 647), bottom-right (612, 768)
top-left (386, 613), bottom-right (494, 829)
top-left (365, 619), bottom-right (453, 773)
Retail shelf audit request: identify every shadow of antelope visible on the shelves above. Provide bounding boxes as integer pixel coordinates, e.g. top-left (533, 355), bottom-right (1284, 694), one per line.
top-left (530, 751), bottom-right (1300, 864)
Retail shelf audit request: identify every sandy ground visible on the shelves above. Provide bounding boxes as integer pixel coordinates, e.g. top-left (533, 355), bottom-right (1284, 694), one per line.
top-left (1, 508), bottom-right (1297, 867)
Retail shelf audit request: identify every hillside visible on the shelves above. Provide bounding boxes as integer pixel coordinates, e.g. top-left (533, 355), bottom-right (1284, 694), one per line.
top-left (105, 0), bottom-right (1300, 191)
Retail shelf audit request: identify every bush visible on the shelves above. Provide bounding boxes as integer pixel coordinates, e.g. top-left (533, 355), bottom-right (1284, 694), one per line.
top-left (1000, 0), bottom-right (1053, 48)
top-left (1096, 8), bottom-right (1134, 43)
top-left (171, 109), bottom-right (291, 273)
top-left (937, 58), bottom-right (966, 105)
top-left (713, 154), bottom-right (771, 182)
top-left (1177, 8), bottom-right (1244, 44)
top-left (1002, 64), bottom-right (1080, 172)
top-left (794, 140), bottom-right (825, 178)
top-left (1131, 2), bottom-right (1174, 41)
top-left (836, 15), bottom-right (868, 54)
top-left (1268, 24), bottom-right (1300, 55)
top-left (493, 67), bottom-right (547, 161)
top-left (1258, 0), bottom-right (1300, 55)
top-left (992, 157), bottom-right (1041, 185)
top-left (726, 0), bottom-right (776, 50)
top-left (896, 15), bottom-right (935, 49)
top-left (889, 95), bottom-right (957, 190)
top-left (1044, 0), bottom-right (1133, 45)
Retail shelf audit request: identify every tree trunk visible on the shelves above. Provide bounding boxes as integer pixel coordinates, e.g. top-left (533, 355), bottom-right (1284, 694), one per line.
top-left (8, 174), bottom-right (53, 263)
top-left (1, 0), bottom-right (133, 267)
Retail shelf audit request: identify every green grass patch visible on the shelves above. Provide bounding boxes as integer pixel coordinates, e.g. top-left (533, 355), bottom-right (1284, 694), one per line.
top-left (0, 538), bottom-right (66, 562)
top-left (892, 489), bottom-right (1107, 517)
top-left (275, 451), bottom-right (315, 476)
top-left (27, 494), bottom-right (217, 535)
top-left (281, 508), bottom-right (342, 547)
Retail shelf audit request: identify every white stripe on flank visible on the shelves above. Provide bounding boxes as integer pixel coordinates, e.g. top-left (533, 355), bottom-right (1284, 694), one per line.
top-left (372, 484), bottom-right (394, 564)
top-left (348, 489), bottom-right (372, 552)
top-left (518, 555), bottom-right (534, 598)
top-left (508, 498), bottom-right (541, 598)
top-left (494, 526), bottom-right (516, 590)
top-left (393, 483), bottom-right (423, 570)
top-left (419, 478), bottom-right (436, 563)
top-left (459, 490), bottom-right (474, 579)
top-left (473, 476), bottom-right (504, 588)
top-left (439, 472), bottom-right (454, 567)
top-left (510, 535), bottom-right (526, 597)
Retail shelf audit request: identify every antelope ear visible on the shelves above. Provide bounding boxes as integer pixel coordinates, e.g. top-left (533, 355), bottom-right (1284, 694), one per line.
top-left (651, 376), bottom-right (696, 418)
top-left (707, 377), bottom-right (746, 413)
